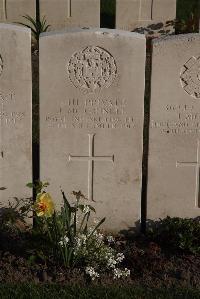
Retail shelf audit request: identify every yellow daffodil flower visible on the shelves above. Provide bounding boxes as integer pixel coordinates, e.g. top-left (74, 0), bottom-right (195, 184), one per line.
top-left (34, 192), bottom-right (55, 218)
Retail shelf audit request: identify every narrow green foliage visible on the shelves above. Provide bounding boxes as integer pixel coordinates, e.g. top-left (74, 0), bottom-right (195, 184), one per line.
top-left (16, 15), bottom-right (51, 41)
top-left (0, 197), bottom-right (33, 233)
top-left (148, 216), bottom-right (200, 254)
top-left (27, 180), bottom-right (49, 195)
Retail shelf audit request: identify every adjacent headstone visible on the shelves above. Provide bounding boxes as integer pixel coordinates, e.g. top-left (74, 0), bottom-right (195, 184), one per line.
top-left (40, 28), bottom-right (145, 232)
top-left (0, 24), bottom-right (32, 205)
top-left (147, 34), bottom-right (200, 221)
top-left (116, 0), bottom-right (176, 36)
top-left (40, 0), bottom-right (100, 30)
top-left (0, 0), bottom-right (36, 23)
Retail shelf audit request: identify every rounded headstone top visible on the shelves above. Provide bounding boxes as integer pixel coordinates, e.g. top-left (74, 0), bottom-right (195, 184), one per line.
top-left (0, 23), bottom-right (31, 33)
top-left (40, 27), bottom-right (146, 40)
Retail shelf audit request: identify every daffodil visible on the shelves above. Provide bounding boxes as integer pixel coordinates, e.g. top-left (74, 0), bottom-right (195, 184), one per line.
top-left (34, 192), bottom-right (55, 217)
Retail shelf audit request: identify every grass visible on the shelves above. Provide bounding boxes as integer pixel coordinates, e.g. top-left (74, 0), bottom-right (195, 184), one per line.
top-left (0, 284), bottom-right (200, 299)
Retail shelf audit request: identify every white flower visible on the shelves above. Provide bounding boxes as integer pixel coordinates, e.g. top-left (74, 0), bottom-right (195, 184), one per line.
top-left (116, 252), bottom-right (125, 263)
top-left (124, 268), bottom-right (131, 277)
top-left (83, 205), bottom-right (90, 214)
top-left (59, 235), bottom-right (69, 247)
top-left (106, 252), bottom-right (117, 268)
top-left (74, 233), bottom-right (87, 250)
top-left (64, 236), bottom-right (69, 243)
top-left (113, 267), bottom-right (130, 279)
top-left (107, 235), bottom-right (115, 243)
top-left (85, 266), bottom-right (99, 280)
top-left (97, 232), bottom-right (104, 242)
top-left (58, 240), bottom-right (64, 246)
top-left (107, 257), bottom-right (117, 268)
top-left (113, 268), bottom-right (122, 279)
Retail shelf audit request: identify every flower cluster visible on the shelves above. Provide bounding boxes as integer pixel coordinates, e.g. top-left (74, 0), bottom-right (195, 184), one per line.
top-left (113, 268), bottom-right (130, 279)
top-left (59, 235), bottom-right (69, 247)
top-left (85, 266), bottom-right (99, 280)
top-left (31, 187), bottom-right (130, 281)
top-left (81, 231), bottom-right (130, 281)
top-left (74, 233), bottom-right (87, 251)
top-left (106, 252), bottom-right (125, 268)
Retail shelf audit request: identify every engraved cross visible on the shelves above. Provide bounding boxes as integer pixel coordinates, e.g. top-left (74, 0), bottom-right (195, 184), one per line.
top-left (176, 140), bottom-right (200, 208)
top-left (139, 0), bottom-right (153, 21)
top-left (67, 0), bottom-right (72, 18)
top-left (69, 134), bottom-right (114, 201)
top-left (1, 0), bottom-right (7, 20)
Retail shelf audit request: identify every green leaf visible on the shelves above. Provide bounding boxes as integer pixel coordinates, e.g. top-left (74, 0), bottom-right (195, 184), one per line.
top-left (88, 205), bottom-right (96, 213)
top-left (26, 183), bottom-right (33, 188)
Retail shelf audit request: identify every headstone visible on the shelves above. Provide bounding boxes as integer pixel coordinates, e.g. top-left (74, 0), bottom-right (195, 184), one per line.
top-left (147, 34), bottom-right (200, 221)
top-left (40, 0), bottom-right (100, 30)
top-left (0, 24), bottom-right (32, 206)
top-left (40, 28), bottom-right (146, 232)
top-left (0, 0), bottom-right (36, 23)
top-left (116, 0), bottom-right (176, 36)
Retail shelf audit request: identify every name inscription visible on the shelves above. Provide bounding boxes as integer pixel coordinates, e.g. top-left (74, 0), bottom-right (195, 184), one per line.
top-left (151, 104), bottom-right (200, 135)
top-left (0, 91), bottom-right (25, 126)
top-left (45, 97), bottom-right (135, 129)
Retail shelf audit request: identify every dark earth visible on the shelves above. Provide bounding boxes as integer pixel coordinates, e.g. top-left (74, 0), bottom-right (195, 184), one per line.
top-left (0, 228), bottom-right (199, 289)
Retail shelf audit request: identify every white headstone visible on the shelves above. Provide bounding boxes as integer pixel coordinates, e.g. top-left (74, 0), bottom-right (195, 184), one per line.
top-left (40, 0), bottom-right (100, 30)
top-left (147, 34), bottom-right (200, 220)
top-left (0, 0), bottom-right (36, 23)
top-left (40, 28), bottom-right (146, 232)
top-left (0, 24), bottom-right (32, 205)
top-left (116, 0), bottom-right (176, 36)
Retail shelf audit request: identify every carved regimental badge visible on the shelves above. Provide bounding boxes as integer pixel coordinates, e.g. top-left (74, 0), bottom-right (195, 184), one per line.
top-left (0, 55), bottom-right (3, 77)
top-left (180, 56), bottom-right (200, 99)
top-left (68, 46), bottom-right (117, 93)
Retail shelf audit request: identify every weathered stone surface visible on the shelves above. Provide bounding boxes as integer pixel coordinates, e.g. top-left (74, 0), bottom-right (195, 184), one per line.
top-left (0, 0), bottom-right (36, 23)
top-left (40, 28), bottom-right (145, 232)
top-left (0, 24), bottom-right (32, 205)
top-left (116, 0), bottom-right (176, 36)
top-left (147, 34), bottom-right (200, 220)
top-left (40, 0), bottom-right (100, 30)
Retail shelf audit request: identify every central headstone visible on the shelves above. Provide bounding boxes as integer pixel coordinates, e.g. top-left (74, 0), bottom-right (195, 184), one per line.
top-left (0, 24), bottom-right (32, 205)
top-left (40, 0), bottom-right (100, 30)
top-left (40, 28), bottom-right (145, 232)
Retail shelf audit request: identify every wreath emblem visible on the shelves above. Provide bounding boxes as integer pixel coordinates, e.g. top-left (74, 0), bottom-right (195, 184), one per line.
top-left (180, 56), bottom-right (200, 99)
top-left (68, 46), bottom-right (117, 93)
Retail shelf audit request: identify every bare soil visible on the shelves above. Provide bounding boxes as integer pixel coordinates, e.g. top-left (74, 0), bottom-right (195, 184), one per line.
top-left (0, 231), bottom-right (199, 288)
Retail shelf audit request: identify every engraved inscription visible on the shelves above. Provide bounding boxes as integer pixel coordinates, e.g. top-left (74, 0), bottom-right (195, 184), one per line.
top-left (151, 104), bottom-right (200, 135)
top-left (180, 56), bottom-right (200, 99)
top-left (0, 55), bottom-right (3, 76)
top-left (68, 133), bottom-right (114, 201)
top-left (45, 97), bottom-right (135, 129)
top-left (68, 46), bottom-right (117, 94)
top-left (0, 91), bottom-right (25, 126)
top-left (176, 140), bottom-right (200, 208)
